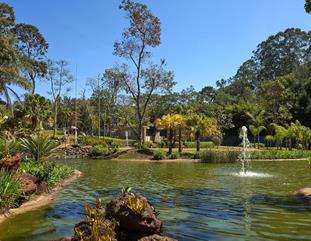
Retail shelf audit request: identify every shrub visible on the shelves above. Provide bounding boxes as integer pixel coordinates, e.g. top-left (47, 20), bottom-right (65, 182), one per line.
top-left (126, 193), bottom-right (148, 215)
top-left (89, 145), bottom-right (110, 157)
top-left (152, 149), bottom-right (166, 160)
top-left (193, 152), bottom-right (201, 159)
top-left (20, 135), bottom-right (59, 161)
top-left (19, 160), bottom-right (73, 187)
top-left (0, 169), bottom-right (23, 213)
top-left (168, 151), bottom-right (179, 159)
top-left (250, 150), bottom-right (310, 159)
top-left (200, 150), bottom-right (239, 163)
top-left (0, 137), bottom-right (20, 159)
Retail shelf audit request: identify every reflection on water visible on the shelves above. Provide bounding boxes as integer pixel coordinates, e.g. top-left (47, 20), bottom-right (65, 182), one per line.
top-left (1, 160), bottom-right (311, 241)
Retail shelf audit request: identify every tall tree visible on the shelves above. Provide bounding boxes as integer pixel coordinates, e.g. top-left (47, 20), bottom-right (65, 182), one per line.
top-left (46, 60), bottom-right (74, 137)
top-left (13, 23), bottom-right (48, 94)
top-left (0, 3), bottom-right (30, 112)
top-left (305, 0), bottom-right (311, 13)
top-left (114, 0), bottom-right (175, 147)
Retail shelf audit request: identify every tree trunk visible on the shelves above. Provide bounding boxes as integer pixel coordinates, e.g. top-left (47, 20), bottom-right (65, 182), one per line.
top-left (178, 128), bottom-right (182, 153)
top-left (54, 102), bottom-right (58, 138)
top-left (168, 128), bottom-right (173, 155)
top-left (138, 120), bottom-right (143, 149)
top-left (196, 131), bottom-right (200, 152)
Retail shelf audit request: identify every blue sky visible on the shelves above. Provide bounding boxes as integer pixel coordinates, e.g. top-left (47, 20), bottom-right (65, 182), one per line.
top-left (5, 0), bottom-right (311, 98)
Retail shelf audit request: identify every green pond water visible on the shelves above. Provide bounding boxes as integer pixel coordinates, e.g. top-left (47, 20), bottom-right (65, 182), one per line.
top-left (1, 159), bottom-right (311, 241)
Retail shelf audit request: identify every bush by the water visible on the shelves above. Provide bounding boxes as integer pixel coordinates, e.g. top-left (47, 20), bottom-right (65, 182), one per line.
top-left (200, 150), bottom-right (239, 163)
top-left (168, 151), bottom-right (180, 159)
top-left (0, 169), bottom-right (23, 213)
top-left (83, 136), bottom-right (133, 148)
top-left (250, 150), bottom-right (311, 159)
top-left (19, 160), bottom-right (73, 187)
top-left (153, 149), bottom-right (166, 160)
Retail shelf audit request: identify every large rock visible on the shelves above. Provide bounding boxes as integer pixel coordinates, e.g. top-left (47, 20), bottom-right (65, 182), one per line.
top-left (0, 155), bottom-right (21, 171)
top-left (106, 194), bottom-right (162, 234)
top-left (295, 188), bottom-right (311, 204)
top-left (17, 173), bottom-right (48, 195)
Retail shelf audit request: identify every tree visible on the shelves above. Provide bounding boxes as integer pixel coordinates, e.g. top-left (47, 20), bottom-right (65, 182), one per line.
top-left (24, 94), bottom-right (51, 130)
top-left (246, 110), bottom-right (266, 148)
top-left (186, 114), bottom-right (221, 152)
top-left (155, 114), bottom-right (185, 154)
top-left (0, 3), bottom-right (31, 113)
top-left (114, 0), bottom-right (175, 147)
top-left (46, 60), bottom-right (74, 137)
top-left (12, 23), bottom-right (48, 94)
top-left (305, 0), bottom-right (311, 13)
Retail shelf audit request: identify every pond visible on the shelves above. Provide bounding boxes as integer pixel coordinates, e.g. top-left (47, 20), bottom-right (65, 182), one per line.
top-left (1, 159), bottom-right (311, 241)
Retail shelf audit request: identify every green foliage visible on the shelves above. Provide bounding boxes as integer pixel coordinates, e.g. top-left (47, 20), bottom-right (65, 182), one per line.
top-left (0, 136), bottom-right (20, 159)
top-left (200, 150), bottom-right (239, 163)
top-left (168, 151), bottom-right (180, 159)
top-left (19, 160), bottom-right (73, 187)
top-left (152, 149), bottom-right (166, 160)
top-left (184, 141), bottom-right (215, 149)
top-left (90, 145), bottom-right (111, 157)
top-left (20, 135), bottom-right (59, 161)
top-left (305, 0), bottom-right (311, 13)
top-left (121, 186), bottom-right (132, 196)
top-left (0, 169), bottom-right (23, 213)
top-left (250, 150), bottom-right (311, 160)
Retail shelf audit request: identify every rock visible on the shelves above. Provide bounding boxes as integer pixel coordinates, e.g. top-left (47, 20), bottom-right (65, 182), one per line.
top-left (36, 181), bottom-right (48, 194)
top-left (295, 187), bottom-right (311, 204)
top-left (0, 155), bottom-right (21, 171)
top-left (106, 194), bottom-right (162, 234)
top-left (17, 173), bottom-right (38, 195)
top-left (138, 234), bottom-right (178, 241)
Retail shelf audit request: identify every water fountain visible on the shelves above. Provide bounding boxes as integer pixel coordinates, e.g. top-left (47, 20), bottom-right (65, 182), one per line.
top-left (240, 126), bottom-right (251, 174)
top-left (236, 126), bottom-right (271, 177)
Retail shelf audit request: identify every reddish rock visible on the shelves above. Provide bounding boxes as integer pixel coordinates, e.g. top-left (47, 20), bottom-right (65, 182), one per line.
top-left (106, 194), bottom-right (162, 234)
top-left (138, 234), bottom-right (178, 241)
top-left (17, 173), bottom-right (39, 195)
top-left (0, 155), bottom-right (21, 171)
top-left (36, 181), bottom-right (48, 194)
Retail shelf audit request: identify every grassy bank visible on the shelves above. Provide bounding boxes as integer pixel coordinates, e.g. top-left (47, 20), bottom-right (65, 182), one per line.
top-left (0, 160), bottom-right (73, 214)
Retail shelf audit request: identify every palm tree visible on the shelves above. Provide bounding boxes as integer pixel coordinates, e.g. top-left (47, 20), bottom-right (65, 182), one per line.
top-left (186, 114), bottom-right (221, 152)
top-left (246, 110), bottom-right (266, 148)
top-left (155, 114), bottom-right (185, 154)
top-left (24, 94), bottom-right (51, 130)
top-left (271, 123), bottom-right (288, 149)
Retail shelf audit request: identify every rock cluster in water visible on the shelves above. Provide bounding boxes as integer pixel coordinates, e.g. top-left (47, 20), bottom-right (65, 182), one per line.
top-left (295, 187), bottom-right (311, 204)
top-left (60, 145), bottom-right (92, 159)
top-left (51, 192), bottom-right (177, 241)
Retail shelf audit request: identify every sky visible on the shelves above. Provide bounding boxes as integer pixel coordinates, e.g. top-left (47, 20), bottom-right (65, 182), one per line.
top-left (5, 0), bottom-right (311, 98)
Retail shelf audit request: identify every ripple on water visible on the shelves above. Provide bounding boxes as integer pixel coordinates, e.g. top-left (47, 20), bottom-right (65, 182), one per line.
top-left (1, 159), bottom-right (311, 241)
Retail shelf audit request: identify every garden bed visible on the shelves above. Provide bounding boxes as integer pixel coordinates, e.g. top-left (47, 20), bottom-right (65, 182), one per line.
top-left (0, 169), bottom-right (81, 224)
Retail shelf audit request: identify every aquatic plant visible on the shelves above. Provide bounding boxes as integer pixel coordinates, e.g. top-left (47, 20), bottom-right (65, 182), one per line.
top-left (121, 186), bottom-right (132, 196)
top-left (126, 193), bottom-right (148, 215)
top-left (75, 198), bottom-right (117, 241)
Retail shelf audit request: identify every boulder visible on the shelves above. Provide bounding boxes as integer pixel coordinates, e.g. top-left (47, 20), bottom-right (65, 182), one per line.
top-left (106, 194), bottom-right (162, 234)
top-left (0, 155), bottom-right (21, 171)
top-left (17, 173), bottom-right (39, 195)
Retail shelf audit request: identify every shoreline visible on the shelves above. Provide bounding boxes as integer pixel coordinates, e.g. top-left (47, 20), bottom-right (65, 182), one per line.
top-left (0, 169), bottom-right (82, 225)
